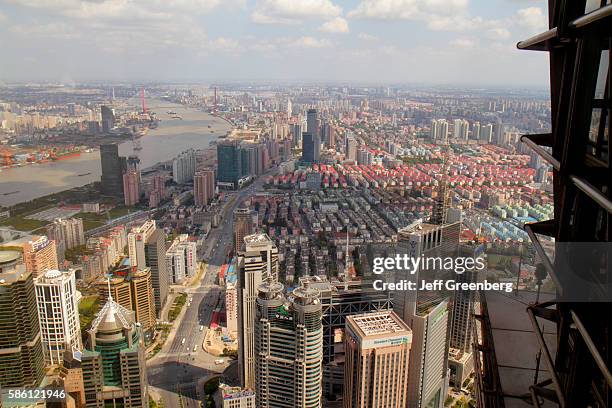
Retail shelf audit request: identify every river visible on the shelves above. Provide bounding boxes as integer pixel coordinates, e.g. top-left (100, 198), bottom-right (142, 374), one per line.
top-left (0, 100), bottom-right (230, 206)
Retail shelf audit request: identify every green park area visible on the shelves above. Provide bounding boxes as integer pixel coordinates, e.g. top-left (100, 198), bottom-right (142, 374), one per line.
top-left (75, 206), bottom-right (134, 231)
top-left (0, 215), bottom-right (49, 232)
top-left (79, 295), bottom-right (100, 330)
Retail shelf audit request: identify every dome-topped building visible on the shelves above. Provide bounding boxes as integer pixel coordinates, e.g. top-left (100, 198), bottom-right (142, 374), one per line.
top-left (81, 283), bottom-right (148, 407)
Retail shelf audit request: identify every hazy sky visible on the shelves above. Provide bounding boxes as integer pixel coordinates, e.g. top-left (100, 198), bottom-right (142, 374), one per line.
top-left (0, 0), bottom-right (551, 86)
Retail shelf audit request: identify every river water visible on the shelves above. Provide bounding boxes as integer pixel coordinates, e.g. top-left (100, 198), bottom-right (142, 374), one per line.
top-left (0, 100), bottom-right (230, 206)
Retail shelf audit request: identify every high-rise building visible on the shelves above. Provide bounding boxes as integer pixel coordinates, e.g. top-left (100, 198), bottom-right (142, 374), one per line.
top-left (480, 124), bottom-right (493, 143)
top-left (343, 311), bottom-right (412, 408)
top-left (123, 170), bottom-right (141, 206)
top-left (307, 108), bottom-right (319, 138)
top-left (302, 132), bottom-right (321, 163)
top-left (100, 105), bottom-right (114, 133)
top-left (145, 229), bottom-right (167, 316)
top-left (493, 119), bottom-right (504, 145)
top-left (23, 235), bottom-right (59, 278)
top-left (194, 169), bottom-right (215, 207)
top-left (128, 221), bottom-right (168, 315)
top-left (290, 123), bottom-right (302, 147)
top-left (453, 119), bottom-right (469, 140)
top-left (96, 269), bottom-right (157, 333)
top-left (296, 275), bottom-right (393, 399)
top-left (471, 121), bottom-right (481, 140)
top-left (81, 293), bottom-right (148, 407)
top-left (394, 221), bottom-right (460, 408)
top-left (34, 269), bottom-right (82, 366)
top-left (127, 220), bottom-right (157, 268)
top-left (217, 140), bottom-right (243, 189)
top-left (430, 119), bottom-right (449, 143)
top-left (100, 143), bottom-right (126, 198)
top-left (172, 149), bottom-right (196, 184)
top-left (345, 136), bottom-right (358, 162)
top-left (255, 281), bottom-right (323, 408)
top-left (226, 281), bottom-right (238, 336)
top-left (237, 233), bottom-right (279, 389)
top-left (0, 250), bottom-right (45, 388)
top-left (233, 207), bottom-right (255, 253)
top-left (165, 234), bottom-right (197, 284)
top-left (47, 217), bottom-right (85, 252)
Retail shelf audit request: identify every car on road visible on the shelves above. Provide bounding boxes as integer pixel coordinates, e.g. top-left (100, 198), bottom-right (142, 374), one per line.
top-left (199, 325), bottom-right (204, 331)
top-left (181, 338), bottom-right (186, 345)
top-left (193, 346), bottom-right (198, 352)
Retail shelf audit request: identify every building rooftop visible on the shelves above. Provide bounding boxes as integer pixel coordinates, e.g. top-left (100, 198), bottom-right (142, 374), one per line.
top-left (348, 311), bottom-right (409, 337)
top-left (0, 250), bottom-right (22, 265)
top-left (244, 232), bottom-right (274, 246)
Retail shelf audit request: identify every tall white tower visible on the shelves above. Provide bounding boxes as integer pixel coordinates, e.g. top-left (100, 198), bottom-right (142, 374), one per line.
top-left (34, 269), bottom-right (82, 366)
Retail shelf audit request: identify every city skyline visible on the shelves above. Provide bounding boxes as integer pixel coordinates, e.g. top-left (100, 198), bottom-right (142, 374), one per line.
top-left (0, 0), bottom-right (550, 86)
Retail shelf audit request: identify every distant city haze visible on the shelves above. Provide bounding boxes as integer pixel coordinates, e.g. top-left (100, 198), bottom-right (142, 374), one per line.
top-left (0, 100), bottom-right (230, 206)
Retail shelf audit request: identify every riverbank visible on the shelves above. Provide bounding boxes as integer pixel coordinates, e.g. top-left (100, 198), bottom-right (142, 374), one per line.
top-left (0, 100), bottom-right (231, 207)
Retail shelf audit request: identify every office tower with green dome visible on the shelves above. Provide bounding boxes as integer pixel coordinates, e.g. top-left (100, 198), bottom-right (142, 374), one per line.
top-left (81, 288), bottom-right (147, 407)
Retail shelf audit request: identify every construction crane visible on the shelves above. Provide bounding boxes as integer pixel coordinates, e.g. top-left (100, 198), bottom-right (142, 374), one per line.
top-left (431, 138), bottom-right (453, 225)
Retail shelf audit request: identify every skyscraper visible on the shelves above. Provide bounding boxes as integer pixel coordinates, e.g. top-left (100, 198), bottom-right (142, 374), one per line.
top-left (194, 169), bottom-right (215, 207)
top-left (431, 119), bottom-right (449, 143)
top-left (255, 281), bottom-right (323, 408)
top-left (97, 268), bottom-right (157, 334)
top-left (471, 121), bottom-right (481, 140)
top-left (345, 136), bottom-right (358, 162)
top-left (0, 250), bottom-right (45, 388)
top-left (23, 235), bottom-right (59, 278)
top-left (237, 233), bottom-right (279, 389)
top-left (307, 108), bottom-right (319, 138)
top-left (290, 123), bottom-right (302, 147)
top-left (394, 221), bottom-right (460, 408)
top-left (343, 311), bottom-right (412, 408)
top-left (453, 119), bottom-right (469, 140)
top-left (172, 149), bottom-right (196, 184)
top-left (233, 207), bottom-right (255, 253)
top-left (217, 140), bottom-right (243, 189)
top-left (81, 292), bottom-right (148, 407)
top-left (296, 275), bottom-right (394, 400)
top-left (480, 124), bottom-right (493, 143)
top-left (165, 234), bottom-right (197, 284)
top-left (302, 132), bottom-right (321, 164)
top-left (123, 170), bottom-right (141, 206)
top-left (34, 269), bottom-right (82, 366)
top-left (145, 229), bottom-right (167, 316)
top-left (100, 105), bottom-right (114, 133)
top-left (47, 218), bottom-right (85, 253)
top-left (100, 143), bottom-right (126, 198)
top-left (128, 221), bottom-right (168, 315)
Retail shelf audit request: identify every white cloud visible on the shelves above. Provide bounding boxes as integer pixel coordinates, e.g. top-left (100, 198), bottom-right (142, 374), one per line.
top-left (426, 15), bottom-right (483, 31)
top-left (348, 0), bottom-right (468, 20)
top-left (291, 36), bottom-right (332, 48)
top-left (5, 0), bottom-right (239, 19)
top-left (251, 0), bottom-right (341, 25)
top-left (319, 17), bottom-right (349, 33)
top-left (516, 7), bottom-right (547, 33)
top-left (487, 27), bottom-right (511, 40)
top-left (357, 32), bottom-right (378, 41)
top-left (450, 38), bottom-right (475, 48)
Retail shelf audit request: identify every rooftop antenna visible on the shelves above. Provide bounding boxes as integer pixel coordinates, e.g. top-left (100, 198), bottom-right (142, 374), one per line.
top-left (106, 273), bottom-right (113, 302)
